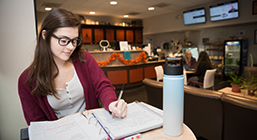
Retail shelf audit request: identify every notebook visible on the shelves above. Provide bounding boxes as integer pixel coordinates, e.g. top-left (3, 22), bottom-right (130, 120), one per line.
top-left (29, 101), bottom-right (163, 140)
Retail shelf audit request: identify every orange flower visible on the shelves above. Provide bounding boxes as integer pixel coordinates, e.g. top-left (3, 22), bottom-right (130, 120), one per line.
top-left (97, 51), bottom-right (147, 67)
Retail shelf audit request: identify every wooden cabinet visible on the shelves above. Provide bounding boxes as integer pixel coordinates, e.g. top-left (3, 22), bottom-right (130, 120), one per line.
top-left (116, 29), bottom-right (125, 41)
top-left (82, 28), bottom-right (92, 43)
top-left (81, 24), bottom-right (143, 44)
top-left (126, 30), bottom-right (134, 43)
top-left (94, 28), bottom-right (104, 43)
top-left (135, 30), bottom-right (142, 43)
top-left (105, 29), bottom-right (115, 42)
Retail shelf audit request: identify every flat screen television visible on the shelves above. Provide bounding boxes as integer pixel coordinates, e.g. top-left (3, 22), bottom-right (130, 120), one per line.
top-left (209, 0), bottom-right (239, 21)
top-left (183, 7), bottom-right (206, 25)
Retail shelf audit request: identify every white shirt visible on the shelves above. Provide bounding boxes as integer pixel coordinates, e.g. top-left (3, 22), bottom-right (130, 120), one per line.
top-left (47, 69), bottom-right (85, 119)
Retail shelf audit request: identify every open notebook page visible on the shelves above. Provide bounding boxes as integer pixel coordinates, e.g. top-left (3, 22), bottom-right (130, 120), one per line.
top-left (29, 113), bottom-right (106, 140)
top-left (92, 101), bottom-right (163, 140)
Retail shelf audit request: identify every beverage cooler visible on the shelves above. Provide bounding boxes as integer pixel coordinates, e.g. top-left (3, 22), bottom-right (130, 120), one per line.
top-left (223, 40), bottom-right (248, 76)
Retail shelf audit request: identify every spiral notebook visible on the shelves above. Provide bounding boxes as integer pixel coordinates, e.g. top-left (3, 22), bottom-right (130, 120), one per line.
top-left (29, 101), bottom-right (163, 140)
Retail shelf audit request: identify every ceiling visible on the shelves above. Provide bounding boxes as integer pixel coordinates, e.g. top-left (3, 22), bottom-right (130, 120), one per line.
top-left (36, 0), bottom-right (225, 19)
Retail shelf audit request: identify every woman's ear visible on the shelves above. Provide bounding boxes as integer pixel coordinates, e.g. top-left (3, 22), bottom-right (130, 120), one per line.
top-left (42, 30), bottom-right (47, 40)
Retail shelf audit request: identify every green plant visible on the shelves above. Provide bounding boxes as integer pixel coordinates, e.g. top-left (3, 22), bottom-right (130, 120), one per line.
top-left (240, 73), bottom-right (257, 96)
top-left (240, 73), bottom-right (257, 89)
top-left (220, 74), bottom-right (242, 85)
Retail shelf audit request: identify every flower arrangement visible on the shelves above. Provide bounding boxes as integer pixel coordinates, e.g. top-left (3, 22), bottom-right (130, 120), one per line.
top-left (240, 73), bottom-right (257, 96)
top-left (97, 51), bottom-right (147, 67)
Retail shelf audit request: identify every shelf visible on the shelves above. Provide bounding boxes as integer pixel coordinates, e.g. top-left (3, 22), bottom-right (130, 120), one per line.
top-left (210, 59), bottom-right (223, 61)
top-left (204, 43), bottom-right (224, 46)
top-left (225, 50), bottom-right (240, 52)
top-left (225, 57), bottom-right (239, 59)
top-left (81, 24), bottom-right (143, 44)
top-left (225, 64), bottom-right (240, 67)
top-left (206, 49), bottom-right (223, 51)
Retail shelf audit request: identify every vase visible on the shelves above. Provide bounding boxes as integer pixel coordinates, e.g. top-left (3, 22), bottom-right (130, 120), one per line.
top-left (231, 83), bottom-right (241, 92)
top-left (248, 89), bottom-right (256, 96)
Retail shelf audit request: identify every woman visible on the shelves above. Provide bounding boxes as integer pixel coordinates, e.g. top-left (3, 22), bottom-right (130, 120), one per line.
top-left (188, 51), bottom-right (213, 82)
top-left (183, 50), bottom-right (196, 69)
top-left (18, 8), bottom-right (127, 125)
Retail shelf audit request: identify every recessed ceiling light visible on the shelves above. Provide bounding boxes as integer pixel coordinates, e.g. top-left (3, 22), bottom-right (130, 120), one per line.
top-left (45, 7), bottom-right (52, 11)
top-left (89, 11), bottom-right (95, 14)
top-left (110, 1), bottom-right (117, 5)
top-left (148, 7), bottom-right (155, 10)
top-left (124, 15), bottom-right (129, 17)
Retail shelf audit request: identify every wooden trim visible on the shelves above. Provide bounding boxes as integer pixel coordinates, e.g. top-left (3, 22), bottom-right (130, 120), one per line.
top-left (144, 66), bottom-right (156, 79)
top-left (129, 68), bottom-right (143, 83)
top-left (107, 70), bottom-right (127, 85)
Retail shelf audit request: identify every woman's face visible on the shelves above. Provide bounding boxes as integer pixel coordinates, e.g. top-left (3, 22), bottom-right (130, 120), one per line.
top-left (50, 27), bottom-right (79, 63)
top-left (187, 52), bottom-right (192, 59)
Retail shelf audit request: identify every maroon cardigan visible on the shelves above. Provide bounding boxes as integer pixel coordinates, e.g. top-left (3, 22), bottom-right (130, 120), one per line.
top-left (18, 51), bottom-right (117, 125)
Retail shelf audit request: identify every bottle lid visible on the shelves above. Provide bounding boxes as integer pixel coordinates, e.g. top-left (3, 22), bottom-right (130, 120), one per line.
top-left (164, 58), bottom-right (183, 75)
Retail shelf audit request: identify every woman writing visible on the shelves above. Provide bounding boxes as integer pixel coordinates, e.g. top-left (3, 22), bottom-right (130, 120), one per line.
top-left (188, 51), bottom-right (213, 82)
top-left (183, 50), bottom-right (196, 69)
top-left (18, 8), bottom-right (127, 125)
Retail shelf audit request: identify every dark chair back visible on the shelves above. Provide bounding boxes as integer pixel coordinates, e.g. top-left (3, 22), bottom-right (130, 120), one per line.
top-left (143, 78), bottom-right (224, 140)
top-left (221, 93), bottom-right (257, 140)
top-left (184, 85), bottom-right (223, 140)
top-left (142, 78), bottom-right (163, 109)
top-left (242, 66), bottom-right (257, 81)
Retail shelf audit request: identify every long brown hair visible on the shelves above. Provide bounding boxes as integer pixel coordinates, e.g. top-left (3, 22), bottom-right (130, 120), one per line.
top-left (194, 51), bottom-right (213, 72)
top-left (27, 8), bottom-right (84, 97)
top-left (184, 50), bottom-right (191, 64)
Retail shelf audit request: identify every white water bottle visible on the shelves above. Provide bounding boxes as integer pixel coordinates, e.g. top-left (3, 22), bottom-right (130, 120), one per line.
top-left (163, 58), bottom-right (184, 136)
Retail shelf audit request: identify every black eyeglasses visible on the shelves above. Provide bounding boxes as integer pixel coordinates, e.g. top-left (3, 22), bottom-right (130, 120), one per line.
top-left (51, 34), bottom-right (82, 47)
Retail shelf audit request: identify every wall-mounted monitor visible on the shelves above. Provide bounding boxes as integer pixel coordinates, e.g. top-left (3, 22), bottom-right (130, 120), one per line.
top-left (183, 7), bottom-right (206, 25)
top-left (210, 0), bottom-right (239, 21)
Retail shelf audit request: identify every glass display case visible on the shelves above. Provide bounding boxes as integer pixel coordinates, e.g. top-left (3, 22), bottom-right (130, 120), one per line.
top-left (223, 40), bottom-right (248, 75)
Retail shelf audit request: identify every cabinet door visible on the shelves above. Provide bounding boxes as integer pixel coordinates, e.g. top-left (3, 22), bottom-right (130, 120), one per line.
top-left (94, 28), bottom-right (104, 43)
top-left (106, 29), bottom-right (115, 42)
top-left (135, 30), bottom-right (142, 43)
top-left (82, 28), bottom-right (92, 43)
top-left (126, 30), bottom-right (134, 43)
top-left (116, 29), bottom-right (125, 41)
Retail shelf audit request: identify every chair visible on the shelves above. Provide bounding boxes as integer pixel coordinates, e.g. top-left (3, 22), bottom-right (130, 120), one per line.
top-left (20, 128), bottom-right (29, 140)
top-left (188, 69), bottom-right (216, 90)
top-left (154, 65), bottom-right (164, 82)
top-left (183, 70), bottom-right (187, 85)
top-left (221, 93), bottom-right (257, 140)
top-left (143, 79), bottom-right (224, 140)
top-left (242, 66), bottom-right (257, 81)
top-left (142, 78), bottom-right (163, 109)
top-left (184, 85), bottom-right (223, 140)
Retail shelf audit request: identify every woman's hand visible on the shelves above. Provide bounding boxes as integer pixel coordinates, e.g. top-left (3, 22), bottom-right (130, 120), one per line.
top-left (108, 99), bottom-right (127, 118)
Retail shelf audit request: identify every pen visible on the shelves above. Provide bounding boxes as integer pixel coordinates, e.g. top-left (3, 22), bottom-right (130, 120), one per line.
top-left (112, 83), bottom-right (125, 118)
top-left (118, 83), bottom-right (126, 101)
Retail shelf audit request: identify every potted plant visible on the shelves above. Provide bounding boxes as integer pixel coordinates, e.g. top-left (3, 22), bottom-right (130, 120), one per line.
top-left (240, 73), bottom-right (257, 96)
top-left (220, 74), bottom-right (242, 92)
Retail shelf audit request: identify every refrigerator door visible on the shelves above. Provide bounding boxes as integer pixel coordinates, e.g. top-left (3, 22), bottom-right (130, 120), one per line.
top-left (224, 41), bottom-right (241, 75)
